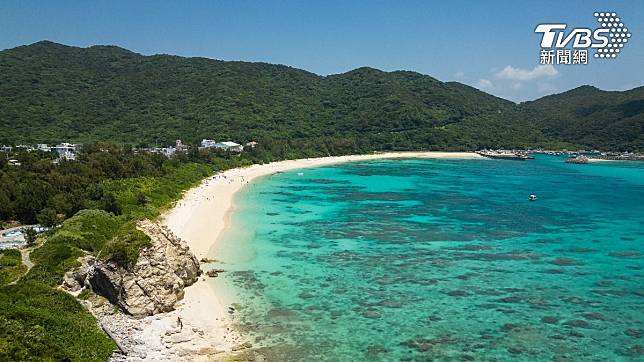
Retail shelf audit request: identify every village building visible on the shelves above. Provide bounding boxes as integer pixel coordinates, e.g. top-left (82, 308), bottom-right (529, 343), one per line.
top-left (214, 141), bottom-right (243, 152)
top-left (52, 143), bottom-right (78, 154)
top-left (200, 139), bottom-right (217, 148)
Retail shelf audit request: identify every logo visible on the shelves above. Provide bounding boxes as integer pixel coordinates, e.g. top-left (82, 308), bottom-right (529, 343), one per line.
top-left (535, 12), bottom-right (631, 65)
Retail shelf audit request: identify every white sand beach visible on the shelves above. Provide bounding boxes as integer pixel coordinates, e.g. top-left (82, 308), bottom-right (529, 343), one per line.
top-left (126, 152), bottom-right (482, 360)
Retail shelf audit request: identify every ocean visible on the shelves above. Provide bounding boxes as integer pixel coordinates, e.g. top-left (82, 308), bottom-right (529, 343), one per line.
top-left (209, 155), bottom-right (644, 361)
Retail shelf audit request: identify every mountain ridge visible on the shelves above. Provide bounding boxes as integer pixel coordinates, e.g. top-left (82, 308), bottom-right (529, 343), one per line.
top-left (0, 41), bottom-right (641, 151)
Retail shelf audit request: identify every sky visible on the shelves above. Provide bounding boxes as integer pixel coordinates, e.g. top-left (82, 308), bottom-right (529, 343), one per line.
top-left (1, 0), bottom-right (643, 102)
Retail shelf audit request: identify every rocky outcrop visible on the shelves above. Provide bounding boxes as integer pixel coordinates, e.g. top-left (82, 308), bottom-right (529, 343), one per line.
top-left (63, 220), bottom-right (201, 318)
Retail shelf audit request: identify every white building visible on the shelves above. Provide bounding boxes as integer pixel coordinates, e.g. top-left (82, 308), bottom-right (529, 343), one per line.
top-left (245, 141), bottom-right (258, 149)
top-left (214, 141), bottom-right (243, 152)
top-left (201, 139), bottom-right (217, 148)
top-left (52, 143), bottom-right (77, 154)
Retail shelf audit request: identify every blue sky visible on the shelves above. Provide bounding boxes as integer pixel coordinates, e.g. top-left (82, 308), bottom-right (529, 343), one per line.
top-left (1, 0), bottom-right (642, 102)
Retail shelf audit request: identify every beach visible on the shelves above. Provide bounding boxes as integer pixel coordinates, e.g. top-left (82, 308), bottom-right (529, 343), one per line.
top-left (130, 152), bottom-right (479, 359)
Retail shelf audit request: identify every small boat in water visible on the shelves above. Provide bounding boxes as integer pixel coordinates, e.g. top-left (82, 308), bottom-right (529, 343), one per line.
top-left (528, 194), bottom-right (538, 201)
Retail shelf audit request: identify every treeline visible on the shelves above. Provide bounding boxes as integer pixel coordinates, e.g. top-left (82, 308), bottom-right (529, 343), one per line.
top-left (0, 144), bottom-right (275, 227)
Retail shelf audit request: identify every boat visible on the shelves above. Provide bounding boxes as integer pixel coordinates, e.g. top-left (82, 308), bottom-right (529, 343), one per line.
top-left (476, 150), bottom-right (533, 160)
top-left (528, 194), bottom-right (538, 201)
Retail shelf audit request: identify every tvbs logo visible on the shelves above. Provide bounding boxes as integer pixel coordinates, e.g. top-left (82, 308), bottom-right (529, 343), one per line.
top-left (535, 12), bottom-right (631, 65)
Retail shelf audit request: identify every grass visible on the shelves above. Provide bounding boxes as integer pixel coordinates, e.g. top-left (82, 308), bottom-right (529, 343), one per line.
top-left (0, 250), bottom-right (27, 285)
top-left (0, 281), bottom-right (115, 361)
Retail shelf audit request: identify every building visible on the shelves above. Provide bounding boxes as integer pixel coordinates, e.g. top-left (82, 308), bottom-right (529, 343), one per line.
top-left (58, 150), bottom-right (76, 161)
top-left (201, 139), bottom-right (217, 148)
top-left (52, 143), bottom-right (77, 154)
top-left (36, 144), bottom-right (51, 152)
top-left (214, 141), bottom-right (243, 152)
top-left (8, 159), bottom-right (21, 166)
top-left (0, 146), bottom-right (12, 153)
top-left (245, 141), bottom-right (258, 149)
top-left (175, 140), bottom-right (187, 152)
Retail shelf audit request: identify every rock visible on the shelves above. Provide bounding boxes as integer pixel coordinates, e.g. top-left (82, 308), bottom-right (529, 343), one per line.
top-left (168, 333), bottom-right (192, 344)
top-left (625, 329), bottom-right (642, 338)
top-left (564, 320), bottom-right (592, 329)
top-left (206, 270), bottom-right (218, 278)
top-left (447, 290), bottom-right (468, 297)
top-left (550, 258), bottom-right (581, 266)
top-left (619, 345), bottom-right (644, 356)
top-left (62, 220), bottom-right (201, 318)
top-left (232, 341), bottom-right (252, 351)
top-left (541, 316), bottom-right (559, 324)
top-left (501, 323), bottom-right (520, 332)
top-left (62, 255), bottom-right (95, 291)
top-left (582, 312), bottom-right (606, 321)
top-left (507, 346), bottom-right (524, 355)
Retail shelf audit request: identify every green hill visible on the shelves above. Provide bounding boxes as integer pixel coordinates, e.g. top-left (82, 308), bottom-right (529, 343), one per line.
top-left (0, 41), bottom-right (641, 151)
top-left (520, 85), bottom-right (644, 151)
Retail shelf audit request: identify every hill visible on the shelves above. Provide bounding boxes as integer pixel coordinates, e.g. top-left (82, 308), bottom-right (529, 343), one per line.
top-left (0, 41), bottom-right (641, 151)
top-left (520, 85), bottom-right (644, 151)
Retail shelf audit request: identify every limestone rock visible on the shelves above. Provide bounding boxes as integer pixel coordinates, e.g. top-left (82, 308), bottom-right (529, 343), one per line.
top-left (62, 220), bottom-right (201, 318)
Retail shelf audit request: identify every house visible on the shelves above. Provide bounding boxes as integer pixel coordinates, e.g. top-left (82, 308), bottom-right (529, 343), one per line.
top-left (52, 143), bottom-right (77, 154)
top-left (8, 159), bottom-right (21, 166)
top-left (214, 141), bottom-right (243, 152)
top-left (36, 144), bottom-right (51, 152)
top-left (162, 147), bottom-right (177, 158)
top-left (175, 140), bottom-right (187, 152)
top-left (245, 141), bottom-right (258, 149)
top-left (0, 146), bottom-right (12, 153)
top-left (58, 151), bottom-right (76, 161)
top-left (201, 139), bottom-right (217, 148)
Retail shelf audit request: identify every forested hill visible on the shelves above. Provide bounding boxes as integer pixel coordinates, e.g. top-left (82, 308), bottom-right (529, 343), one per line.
top-left (519, 85), bottom-right (644, 152)
top-left (0, 41), bottom-right (641, 152)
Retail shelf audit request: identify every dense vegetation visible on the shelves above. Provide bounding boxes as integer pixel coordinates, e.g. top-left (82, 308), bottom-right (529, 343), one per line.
top-left (521, 85), bottom-right (644, 151)
top-left (0, 145), bottom-right (274, 361)
top-left (5, 41), bottom-right (637, 152)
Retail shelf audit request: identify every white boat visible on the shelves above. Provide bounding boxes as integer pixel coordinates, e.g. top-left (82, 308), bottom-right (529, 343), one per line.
top-left (528, 194), bottom-right (538, 201)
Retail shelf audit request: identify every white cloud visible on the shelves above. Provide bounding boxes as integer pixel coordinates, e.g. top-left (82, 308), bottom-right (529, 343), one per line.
top-left (496, 65), bottom-right (558, 82)
top-left (476, 78), bottom-right (494, 90)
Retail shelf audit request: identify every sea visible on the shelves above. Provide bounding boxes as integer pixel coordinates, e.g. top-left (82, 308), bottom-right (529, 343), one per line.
top-left (208, 155), bottom-right (644, 361)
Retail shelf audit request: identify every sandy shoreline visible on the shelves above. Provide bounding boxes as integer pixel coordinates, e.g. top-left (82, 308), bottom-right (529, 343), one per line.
top-left (118, 152), bottom-right (482, 360)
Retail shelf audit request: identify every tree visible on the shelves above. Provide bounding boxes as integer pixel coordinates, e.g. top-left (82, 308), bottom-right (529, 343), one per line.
top-left (136, 192), bottom-right (148, 206)
top-left (23, 227), bottom-right (38, 246)
top-left (101, 192), bottom-right (122, 215)
top-left (37, 207), bottom-right (60, 227)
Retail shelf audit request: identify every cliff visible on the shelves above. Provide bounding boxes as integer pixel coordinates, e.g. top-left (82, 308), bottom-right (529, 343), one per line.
top-left (62, 220), bottom-right (201, 317)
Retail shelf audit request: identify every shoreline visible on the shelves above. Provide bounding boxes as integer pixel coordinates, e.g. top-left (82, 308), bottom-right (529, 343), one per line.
top-left (120, 152), bottom-right (483, 360)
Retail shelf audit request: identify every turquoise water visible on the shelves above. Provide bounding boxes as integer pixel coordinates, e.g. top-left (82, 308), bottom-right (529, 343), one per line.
top-left (210, 156), bottom-right (644, 361)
